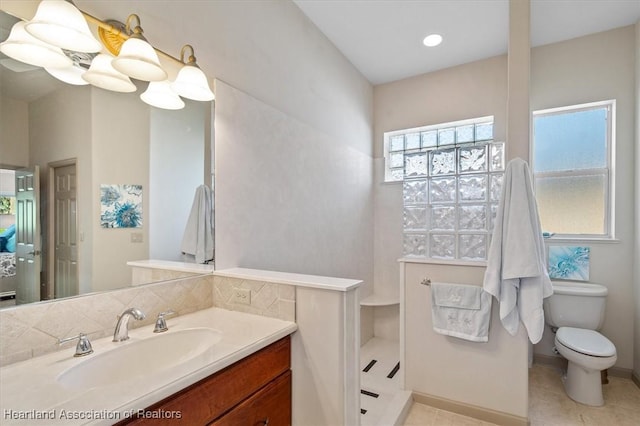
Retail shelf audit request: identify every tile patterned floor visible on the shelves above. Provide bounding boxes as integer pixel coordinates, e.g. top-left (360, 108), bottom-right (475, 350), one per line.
top-left (360, 337), bottom-right (403, 426)
top-left (403, 363), bottom-right (640, 426)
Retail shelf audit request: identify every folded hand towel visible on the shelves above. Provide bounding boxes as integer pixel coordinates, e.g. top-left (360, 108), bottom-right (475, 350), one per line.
top-left (431, 282), bottom-right (492, 343)
top-left (432, 282), bottom-right (482, 310)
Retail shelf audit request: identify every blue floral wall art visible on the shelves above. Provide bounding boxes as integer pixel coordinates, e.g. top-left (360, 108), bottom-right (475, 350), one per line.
top-left (548, 246), bottom-right (590, 281)
top-left (100, 184), bottom-right (143, 228)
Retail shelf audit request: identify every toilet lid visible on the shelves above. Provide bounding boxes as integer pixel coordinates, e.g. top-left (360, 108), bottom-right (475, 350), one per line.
top-left (556, 327), bottom-right (616, 357)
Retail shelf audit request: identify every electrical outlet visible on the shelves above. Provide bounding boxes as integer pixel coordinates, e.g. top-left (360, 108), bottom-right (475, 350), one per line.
top-left (130, 232), bottom-right (143, 243)
top-left (233, 288), bottom-right (251, 305)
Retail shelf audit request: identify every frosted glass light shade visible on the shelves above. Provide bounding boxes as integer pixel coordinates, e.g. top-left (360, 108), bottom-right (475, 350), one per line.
top-left (82, 53), bottom-right (136, 93)
top-left (140, 81), bottom-right (185, 110)
top-left (25, 0), bottom-right (102, 53)
top-left (171, 65), bottom-right (214, 101)
top-left (46, 65), bottom-right (89, 85)
top-left (0, 21), bottom-right (71, 68)
top-left (112, 38), bottom-right (167, 82)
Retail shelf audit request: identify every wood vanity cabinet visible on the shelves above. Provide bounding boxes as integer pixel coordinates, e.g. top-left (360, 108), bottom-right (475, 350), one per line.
top-left (117, 335), bottom-right (291, 426)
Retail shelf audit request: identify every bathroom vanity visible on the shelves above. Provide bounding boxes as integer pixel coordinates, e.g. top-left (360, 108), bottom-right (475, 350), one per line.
top-left (0, 308), bottom-right (297, 426)
top-left (119, 336), bottom-right (291, 425)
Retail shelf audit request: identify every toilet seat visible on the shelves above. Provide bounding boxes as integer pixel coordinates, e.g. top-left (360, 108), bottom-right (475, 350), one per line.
top-left (556, 327), bottom-right (616, 357)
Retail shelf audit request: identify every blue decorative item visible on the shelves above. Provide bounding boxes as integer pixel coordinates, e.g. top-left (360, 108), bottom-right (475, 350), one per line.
top-left (548, 246), bottom-right (590, 281)
top-left (100, 184), bottom-right (143, 228)
top-left (6, 233), bottom-right (15, 252)
top-left (0, 224), bottom-right (15, 239)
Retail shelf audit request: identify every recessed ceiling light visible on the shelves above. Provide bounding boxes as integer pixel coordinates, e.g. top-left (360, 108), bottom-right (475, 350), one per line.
top-left (423, 34), bottom-right (443, 47)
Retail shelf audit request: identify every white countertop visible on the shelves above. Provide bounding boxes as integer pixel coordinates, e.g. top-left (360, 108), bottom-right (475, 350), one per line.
top-left (214, 267), bottom-right (362, 292)
top-left (0, 308), bottom-right (296, 425)
top-left (126, 259), bottom-right (215, 274)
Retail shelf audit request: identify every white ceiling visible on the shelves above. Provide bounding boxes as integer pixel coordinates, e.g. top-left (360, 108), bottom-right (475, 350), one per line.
top-left (293, 0), bottom-right (640, 85)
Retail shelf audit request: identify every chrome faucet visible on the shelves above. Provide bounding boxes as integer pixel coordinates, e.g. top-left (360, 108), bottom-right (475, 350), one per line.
top-left (113, 308), bottom-right (146, 342)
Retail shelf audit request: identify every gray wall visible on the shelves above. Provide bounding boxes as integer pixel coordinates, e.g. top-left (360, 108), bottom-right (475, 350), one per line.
top-left (215, 81), bottom-right (373, 292)
top-left (0, 95), bottom-right (29, 167)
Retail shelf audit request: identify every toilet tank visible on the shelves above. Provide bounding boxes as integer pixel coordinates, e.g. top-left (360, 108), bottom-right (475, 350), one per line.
top-left (543, 281), bottom-right (608, 330)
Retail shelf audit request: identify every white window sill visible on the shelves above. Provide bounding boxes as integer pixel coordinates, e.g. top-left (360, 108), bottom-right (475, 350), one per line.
top-left (398, 257), bottom-right (487, 267)
top-left (543, 237), bottom-right (620, 244)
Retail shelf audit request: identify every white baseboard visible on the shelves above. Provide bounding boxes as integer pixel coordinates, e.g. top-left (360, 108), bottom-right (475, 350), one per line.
top-left (411, 391), bottom-right (529, 426)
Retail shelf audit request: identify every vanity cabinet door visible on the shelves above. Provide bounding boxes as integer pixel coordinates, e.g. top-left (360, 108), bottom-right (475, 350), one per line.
top-left (118, 336), bottom-right (291, 425)
top-left (209, 370), bottom-right (291, 426)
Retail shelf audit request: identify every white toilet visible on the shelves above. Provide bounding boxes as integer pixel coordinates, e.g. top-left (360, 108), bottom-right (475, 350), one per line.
top-left (543, 281), bottom-right (617, 406)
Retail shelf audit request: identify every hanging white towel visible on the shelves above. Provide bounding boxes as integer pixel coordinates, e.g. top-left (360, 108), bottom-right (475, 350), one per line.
top-left (431, 282), bottom-right (492, 342)
top-left (483, 158), bottom-right (553, 344)
top-left (181, 185), bottom-right (214, 264)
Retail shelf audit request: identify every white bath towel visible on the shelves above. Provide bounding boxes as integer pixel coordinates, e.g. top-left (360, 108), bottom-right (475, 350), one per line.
top-left (483, 158), bottom-right (552, 344)
top-left (181, 185), bottom-right (214, 264)
top-left (431, 282), bottom-right (492, 342)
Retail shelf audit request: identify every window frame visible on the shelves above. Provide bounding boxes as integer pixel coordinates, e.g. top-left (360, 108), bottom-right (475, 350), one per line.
top-left (531, 100), bottom-right (616, 240)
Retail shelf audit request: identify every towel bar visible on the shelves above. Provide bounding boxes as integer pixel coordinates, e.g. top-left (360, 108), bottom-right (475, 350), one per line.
top-left (420, 278), bottom-right (431, 286)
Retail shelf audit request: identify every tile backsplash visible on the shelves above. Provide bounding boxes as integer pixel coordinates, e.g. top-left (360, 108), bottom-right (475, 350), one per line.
top-left (0, 274), bottom-right (213, 367)
top-left (212, 276), bottom-right (295, 322)
top-left (0, 273), bottom-right (297, 367)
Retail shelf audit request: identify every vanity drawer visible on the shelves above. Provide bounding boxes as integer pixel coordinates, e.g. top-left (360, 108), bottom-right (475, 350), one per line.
top-left (208, 370), bottom-right (291, 426)
top-left (119, 335), bottom-right (291, 425)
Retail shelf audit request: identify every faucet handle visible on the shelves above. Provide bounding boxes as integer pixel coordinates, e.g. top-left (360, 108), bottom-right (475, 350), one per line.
top-left (58, 333), bottom-right (94, 357)
top-left (153, 310), bottom-right (176, 333)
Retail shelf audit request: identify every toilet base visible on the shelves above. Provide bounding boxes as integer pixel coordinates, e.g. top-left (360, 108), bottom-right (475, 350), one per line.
top-left (562, 361), bottom-right (604, 406)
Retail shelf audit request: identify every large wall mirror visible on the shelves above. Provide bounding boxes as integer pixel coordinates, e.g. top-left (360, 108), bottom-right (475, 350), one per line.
top-left (0, 10), bottom-right (214, 310)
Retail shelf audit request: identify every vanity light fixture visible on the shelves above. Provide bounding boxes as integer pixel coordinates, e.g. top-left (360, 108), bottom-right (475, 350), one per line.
top-left (171, 45), bottom-right (215, 101)
top-left (1, 3), bottom-right (215, 106)
top-left (111, 14), bottom-right (167, 82)
top-left (423, 33), bottom-right (443, 47)
top-left (82, 53), bottom-right (137, 93)
top-left (0, 21), bottom-right (72, 68)
top-left (140, 80), bottom-right (185, 110)
top-left (25, 0), bottom-right (102, 53)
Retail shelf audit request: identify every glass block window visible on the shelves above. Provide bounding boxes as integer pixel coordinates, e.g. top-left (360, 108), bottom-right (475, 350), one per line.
top-left (532, 101), bottom-right (614, 238)
top-left (390, 116), bottom-right (503, 262)
top-left (385, 116), bottom-right (495, 182)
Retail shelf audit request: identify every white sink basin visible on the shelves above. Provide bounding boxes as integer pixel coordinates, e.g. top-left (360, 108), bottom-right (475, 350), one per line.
top-left (57, 328), bottom-right (222, 390)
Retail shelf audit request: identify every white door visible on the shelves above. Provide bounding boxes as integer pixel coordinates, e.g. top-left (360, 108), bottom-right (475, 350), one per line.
top-left (53, 163), bottom-right (78, 298)
top-left (15, 167), bottom-right (41, 304)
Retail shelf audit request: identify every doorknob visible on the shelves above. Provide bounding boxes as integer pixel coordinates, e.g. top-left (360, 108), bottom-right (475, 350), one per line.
top-left (28, 250), bottom-right (41, 256)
